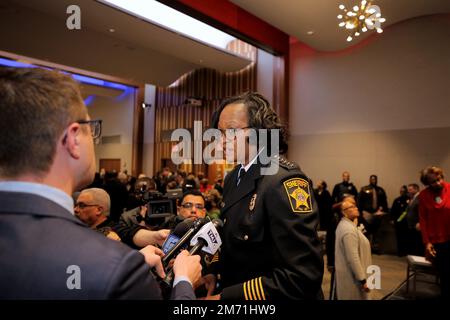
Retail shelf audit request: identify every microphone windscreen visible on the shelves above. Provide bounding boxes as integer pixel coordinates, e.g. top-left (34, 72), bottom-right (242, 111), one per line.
top-left (172, 218), bottom-right (194, 237)
top-left (162, 218), bottom-right (208, 257)
top-left (211, 218), bottom-right (224, 229)
top-left (161, 219), bottom-right (194, 254)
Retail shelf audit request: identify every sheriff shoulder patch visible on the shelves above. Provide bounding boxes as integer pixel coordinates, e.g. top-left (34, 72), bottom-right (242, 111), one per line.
top-left (283, 178), bottom-right (313, 213)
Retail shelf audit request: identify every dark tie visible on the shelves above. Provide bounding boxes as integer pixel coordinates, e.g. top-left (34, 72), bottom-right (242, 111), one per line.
top-left (237, 167), bottom-right (246, 186)
top-left (372, 188), bottom-right (378, 211)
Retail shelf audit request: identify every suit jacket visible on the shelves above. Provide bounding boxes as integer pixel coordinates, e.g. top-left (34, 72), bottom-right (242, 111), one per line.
top-left (358, 185), bottom-right (388, 214)
top-left (335, 218), bottom-right (372, 300)
top-left (218, 156), bottom-right (323, 300)
top-left (0, 191), bottom-right (194, 300)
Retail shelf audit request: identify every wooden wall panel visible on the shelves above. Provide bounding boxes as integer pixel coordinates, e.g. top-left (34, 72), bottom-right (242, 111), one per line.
top-left (154, 56), bottom-right (256, 175)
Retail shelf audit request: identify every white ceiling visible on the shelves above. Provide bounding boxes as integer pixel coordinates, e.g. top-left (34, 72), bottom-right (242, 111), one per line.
top-left (0, 0), bottom-right (252, 86)
top-left (231, 0), bottom-right (450, 51)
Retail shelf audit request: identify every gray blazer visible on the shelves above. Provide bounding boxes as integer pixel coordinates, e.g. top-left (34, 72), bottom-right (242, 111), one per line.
top-left (0, 191), bottom-right (194, 300)
top-left (335, 217), bottom-right (372, 300)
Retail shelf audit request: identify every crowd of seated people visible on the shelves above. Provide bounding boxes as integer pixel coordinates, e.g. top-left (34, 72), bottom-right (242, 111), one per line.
top-left (74, 168), bottom-right (224, 246)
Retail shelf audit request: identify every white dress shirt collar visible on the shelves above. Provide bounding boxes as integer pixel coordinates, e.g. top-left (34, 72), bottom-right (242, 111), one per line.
top-left (0, 181), bottom-right (74, 215)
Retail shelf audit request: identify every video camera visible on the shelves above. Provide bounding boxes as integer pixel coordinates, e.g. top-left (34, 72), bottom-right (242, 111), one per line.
top-left (133, 185), bottom-right (176, 227)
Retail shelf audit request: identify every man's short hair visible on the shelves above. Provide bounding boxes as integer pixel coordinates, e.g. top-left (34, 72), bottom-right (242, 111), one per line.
top-left (420, 166), bottom-right (444, 186)
top-left (212, 92), bottom-right (289, 154)
top-left (80, 188), bottom-right (111, 216)
top-left (0, 67), bottom-right (86, 178)
top-left (181, 189), bottom-right (206, 205)
top-left (407, 183), bottom-right (420, 192)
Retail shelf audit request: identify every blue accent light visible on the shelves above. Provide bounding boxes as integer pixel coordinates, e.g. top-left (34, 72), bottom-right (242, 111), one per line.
top-left (84, 95), bottom-right (96, 106)
top-left (0, 57), bottom-right (133, 91)
top-left (115, 86), bottom-right (135, 101)
top-left (71, 74), bottom-right (129, 91)
top-left (0, 57), bottom-right (35, 68)
top-left (71, 74), bottom-right (105, 86)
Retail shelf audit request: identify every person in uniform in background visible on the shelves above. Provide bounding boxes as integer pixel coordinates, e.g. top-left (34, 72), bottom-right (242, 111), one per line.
top-left (205, 92), bottom-right (323, 300)
top-left (332, 171), bottom-right (358, 204)
top-left (314, 180), bottom-right (333, 231)
top-left (358, 175), bottom-right (388, 252)
top-left (418, 166), bottom-right (450, 298)
top-left (390, 185), bottom-right (410, 256)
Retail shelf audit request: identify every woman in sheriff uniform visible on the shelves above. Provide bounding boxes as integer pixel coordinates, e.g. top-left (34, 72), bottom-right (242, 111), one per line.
top-left (204, 92), bottom-right (324, 300)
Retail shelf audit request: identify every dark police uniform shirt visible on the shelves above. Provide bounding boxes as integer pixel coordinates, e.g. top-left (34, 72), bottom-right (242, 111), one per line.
top-left (331, 182), bottom-right (358, 203)
top-left (218, 155), bottom-right (324, 300)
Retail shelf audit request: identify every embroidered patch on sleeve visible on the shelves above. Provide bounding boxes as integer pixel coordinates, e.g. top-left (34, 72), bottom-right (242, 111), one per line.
top-left (283, 178), bottom-right (313, 213)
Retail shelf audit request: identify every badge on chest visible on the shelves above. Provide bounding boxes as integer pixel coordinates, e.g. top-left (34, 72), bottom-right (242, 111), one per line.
top-left (249, 193), bottom-right (257, 212)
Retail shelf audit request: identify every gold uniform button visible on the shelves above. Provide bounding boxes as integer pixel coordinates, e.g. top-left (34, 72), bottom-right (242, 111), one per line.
top-left (244, 234), bottom-right (249, 240)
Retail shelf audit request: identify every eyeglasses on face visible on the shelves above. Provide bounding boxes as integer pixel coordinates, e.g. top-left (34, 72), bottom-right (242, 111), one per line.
top-left (75, 202), bottom-right (100, 209)
top-left (343, 205), bottom-right (357, 211)
top-left (181, 202), bottom-right (205, 210)
top-left (77, 119), bottom-right (102, 140)
top-left (218, 127), bottom-right (252, 140)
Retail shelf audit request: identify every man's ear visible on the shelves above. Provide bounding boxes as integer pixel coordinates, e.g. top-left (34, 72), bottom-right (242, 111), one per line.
top-left (63, 123), bottom-right (82, 159)
top-left (96, 206), bottom-right (104, 216)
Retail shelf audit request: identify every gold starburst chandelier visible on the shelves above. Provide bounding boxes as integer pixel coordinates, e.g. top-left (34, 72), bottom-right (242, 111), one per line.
top-left (337, 0), bottom-right (386, 42)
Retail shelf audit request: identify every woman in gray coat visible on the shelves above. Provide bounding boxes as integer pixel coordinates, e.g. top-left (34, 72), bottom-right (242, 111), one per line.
top-left (335, 199), bottom-right (372, 300)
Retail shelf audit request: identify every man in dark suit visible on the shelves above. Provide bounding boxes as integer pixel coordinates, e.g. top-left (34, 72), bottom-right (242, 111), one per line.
top-left (205, 92), bottom-right (323, 300)
top-left (357, 174), bottom-right (389, 252)
top-left (0, 67), bottom-right (201, 299)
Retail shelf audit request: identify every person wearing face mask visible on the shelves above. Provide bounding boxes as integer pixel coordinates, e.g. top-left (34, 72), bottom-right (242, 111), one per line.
top-left (419, 166), bottom-right (450, 299)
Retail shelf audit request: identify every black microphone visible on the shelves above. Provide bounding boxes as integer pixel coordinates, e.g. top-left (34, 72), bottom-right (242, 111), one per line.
top-left (161, 218), bottom-right (192, 256)
top-left (161, 217), bottom-right (208, 267)
top-left (189, 218), bottom-right (223, 256)
top-left (161, 219), bottom-right (223, 288)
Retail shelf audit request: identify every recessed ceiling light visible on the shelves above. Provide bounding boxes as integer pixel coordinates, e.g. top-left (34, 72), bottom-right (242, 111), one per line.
top-left (109, 28), bottom-right (115, 32)
top-left (307, 30), bottom-right (314, 35)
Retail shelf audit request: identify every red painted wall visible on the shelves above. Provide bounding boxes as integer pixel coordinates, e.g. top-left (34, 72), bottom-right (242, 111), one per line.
top-left (162, 0), bottom-right (289, 55)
